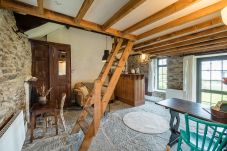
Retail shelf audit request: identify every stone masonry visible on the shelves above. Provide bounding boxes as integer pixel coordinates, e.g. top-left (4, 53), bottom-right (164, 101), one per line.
top-left (127, 55), bottom-right (148, 78)
top-left (0, 9), bottom-right (31, 125)
top-left (167, 56), bottom-right (183, 90)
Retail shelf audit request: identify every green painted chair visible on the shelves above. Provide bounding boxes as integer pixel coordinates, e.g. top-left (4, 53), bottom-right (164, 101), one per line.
top-left (177, 114), bottom-right (227, 151)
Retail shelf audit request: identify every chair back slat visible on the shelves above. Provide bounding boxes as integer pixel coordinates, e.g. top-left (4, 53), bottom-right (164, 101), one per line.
top-left (218, 132), bottom-right (227, 151)
top-left (184, 114), bottom-right (227, 151)
top-left (212, 128), bottom-right (225, 150)
top-left (185, 114), bottom-right (190, 140)
top-left (201, 125), bottom-right (208, 150)
top-left (207, 127), bottom-right (217, 150)
top-left (60, 93), bottom-right (66, 111)
top-left (196, 122), bottom-right (199, 148)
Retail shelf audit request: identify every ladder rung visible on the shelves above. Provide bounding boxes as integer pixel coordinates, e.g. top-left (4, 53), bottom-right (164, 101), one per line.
top-left (71, 123), bottom-right (81, 134)
top-left (78, 120), bottom-right (89, 134)
top-left (84, 106), bottom-right (94, 116)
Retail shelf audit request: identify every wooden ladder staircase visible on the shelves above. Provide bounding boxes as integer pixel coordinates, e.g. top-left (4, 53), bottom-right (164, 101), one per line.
top-left (71, 39), bottom-right (134, 151)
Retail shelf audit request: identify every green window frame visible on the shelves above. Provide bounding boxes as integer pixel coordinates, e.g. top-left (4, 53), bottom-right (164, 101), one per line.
top-left (157, 58), bottom-right (167, 90)
top-left (197, 55), bottom-right (227, 106)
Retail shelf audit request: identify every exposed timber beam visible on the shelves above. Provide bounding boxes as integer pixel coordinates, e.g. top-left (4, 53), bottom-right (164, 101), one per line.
top-left (102, 0), bottom-right (145, 31)
top-left (123, 0), bottom-right (199, 35)
top-left (0, 0), bottom-right (136, 40)
top-left (137, 0), bottom-right (227, 40)
top-left (151, 37), bottom-right (227, 55)
top-left (159, 43), bottom-right (227, 56)
top-left (134, 17), bottom-right (223, 48)
top-left (37, 0), bottom-right (43, 14)
top-left (143, 31), bottom-right (227, 53)
top-left (75, 0), bottom-right (94, 23)
top-left (137, 25), bottom-right (227, 52)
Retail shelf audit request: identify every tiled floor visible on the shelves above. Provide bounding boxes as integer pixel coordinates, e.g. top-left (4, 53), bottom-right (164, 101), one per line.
top-left (23, 100), bottom-right (190, 151)
top-left (88, 101), bottom-right (189, 151)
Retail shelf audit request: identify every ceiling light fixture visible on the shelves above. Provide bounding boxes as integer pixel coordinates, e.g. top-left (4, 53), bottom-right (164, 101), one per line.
top-left (102, 36), bottom-right (109, 63)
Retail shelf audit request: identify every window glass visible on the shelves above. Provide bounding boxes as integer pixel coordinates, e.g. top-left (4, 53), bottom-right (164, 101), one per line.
top-left (201, 61), bottom-right (210, 71)
top-left (58, 51), bottom-right (67, 76)
top-left (211, 61), bottom-right (222, 70)
top-left (197, 56), bottom-right (227, 106)
top-left (157, 58), bottom-right (167, 90)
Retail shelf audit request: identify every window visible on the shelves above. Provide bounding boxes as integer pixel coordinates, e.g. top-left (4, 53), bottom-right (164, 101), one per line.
top-left (197, 56), bottom-right (227, 106)
top-left (157, 58), bottom-right (167, 90)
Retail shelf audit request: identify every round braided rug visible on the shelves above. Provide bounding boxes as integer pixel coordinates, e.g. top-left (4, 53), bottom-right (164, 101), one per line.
top-left (123, 111), bottom-right (169, 134)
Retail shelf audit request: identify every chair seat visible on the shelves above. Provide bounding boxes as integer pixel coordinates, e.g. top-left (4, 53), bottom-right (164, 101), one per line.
top-left (181, 130), bottom-right (216, 150)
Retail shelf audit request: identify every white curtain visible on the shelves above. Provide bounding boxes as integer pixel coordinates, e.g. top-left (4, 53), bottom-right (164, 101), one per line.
top-left (148, 59), bottom-right (156, 92)
top-left (183, 55), bottom-right (197, 102)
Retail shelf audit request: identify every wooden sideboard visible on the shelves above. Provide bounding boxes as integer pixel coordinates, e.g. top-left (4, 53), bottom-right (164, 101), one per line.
top-left (115, 74), bottom-right (145, 106)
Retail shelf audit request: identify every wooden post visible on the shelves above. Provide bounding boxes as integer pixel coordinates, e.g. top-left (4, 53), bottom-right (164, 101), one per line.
top-left (37, 0), bottom-right (43, 14)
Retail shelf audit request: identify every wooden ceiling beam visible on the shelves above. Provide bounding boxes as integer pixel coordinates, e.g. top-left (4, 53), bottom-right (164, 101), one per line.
top-left (143, 31), bottom-right (227, 53)
top-left (137, 25), bottom-right (227, 52)
top-left (102, 0), bottom-right (145, 31)
top-left (134, 17), bottom-right (222, 48)
top-left (37, 0), bottom-right (43, 14)
top-left (137, 0), bottom-right (227, 40)
top-left (123, 0), bottom-right (199, 35)
top-left (159, 43), bottom-right (227, 56)
top-left (151, 37), bottom-right (227, 55)
top-left (75, 0), bottom-right (94, 23)
top-left (0, 0), bottom-right (136, 40)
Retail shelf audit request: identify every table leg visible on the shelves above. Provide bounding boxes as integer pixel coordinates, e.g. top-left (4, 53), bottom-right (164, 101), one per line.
top-left (55, 114), bottom-right (58, 135)
top-left (30, 114), bottom-right (35, 143)
top-left (167, 109), bottom-right (180, 148)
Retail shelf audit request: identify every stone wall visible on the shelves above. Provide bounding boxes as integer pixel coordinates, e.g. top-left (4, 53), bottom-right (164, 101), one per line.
top-left (0, 10), bottom-right (31, 125)
top-left (127, 55), bottom-right (149, 78)
top-left (167, 56), bottom-right (183, 90)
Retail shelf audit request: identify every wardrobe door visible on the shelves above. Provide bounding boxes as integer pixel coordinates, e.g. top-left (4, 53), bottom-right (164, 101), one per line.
top-left (50, 44), bottom-right (71, 107)
top-left (31, 41), bottom-right (50, 104)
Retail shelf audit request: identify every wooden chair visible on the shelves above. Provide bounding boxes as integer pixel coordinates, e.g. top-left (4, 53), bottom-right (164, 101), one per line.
top-left (177, 113), bottom-right (227, 151)
top-left (44, 93), bottom-right (67, 133)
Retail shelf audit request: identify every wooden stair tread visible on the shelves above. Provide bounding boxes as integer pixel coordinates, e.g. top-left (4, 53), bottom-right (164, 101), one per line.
top-left (84, 106), bottom-right (94, 116)
top-left (78, 120), bottom-right (89, 134)
top-left (71, 123), bottom-right (81, 134)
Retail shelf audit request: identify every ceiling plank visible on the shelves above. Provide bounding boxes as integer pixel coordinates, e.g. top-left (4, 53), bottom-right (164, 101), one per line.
top-left (151, 37), bottom-right (227, 55)
top-left (143, 32), bottom-right (227, 53)
top-left (159, 43), bottom-right (227, 56)
top-left (102, 0), bottom-right (145, 31)
top-left (134, 17), bottom-right (222, 48)
top-left (0, 0), bottom-right (136, 40)
top-left (136, 25), bottom-right (227, 52)
top-left (37, 0), bottom-right (43, 14)
top-left (123, 0), bottom-right (199, 35)
top-left (137, 0), bottom-right (227, 40)
top-left (75, 0), bottom-right (94, 23)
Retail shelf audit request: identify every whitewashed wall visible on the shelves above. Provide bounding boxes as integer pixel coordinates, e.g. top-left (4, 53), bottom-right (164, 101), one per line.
top-left (47, 27), bottom-right (113, 87)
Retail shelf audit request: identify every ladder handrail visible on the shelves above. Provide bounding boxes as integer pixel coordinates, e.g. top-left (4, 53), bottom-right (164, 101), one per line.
top-left (93, 80), bottom-right (102, 135)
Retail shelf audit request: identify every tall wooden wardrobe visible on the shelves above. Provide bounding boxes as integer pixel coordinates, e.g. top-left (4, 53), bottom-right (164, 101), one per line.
top-left (31, 40), bottom-right (71, 107)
